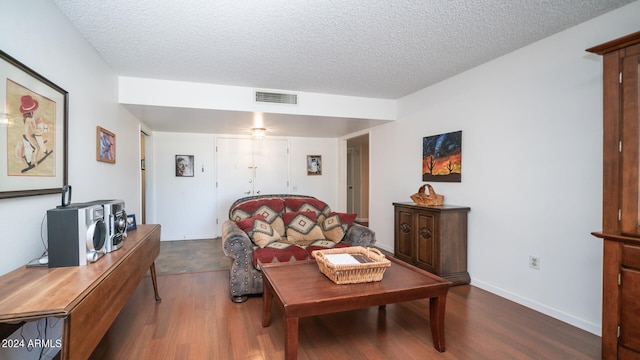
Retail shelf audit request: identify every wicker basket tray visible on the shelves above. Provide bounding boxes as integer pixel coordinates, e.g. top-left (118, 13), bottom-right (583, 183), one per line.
top-left (312, 246), bottom-right (391, 284)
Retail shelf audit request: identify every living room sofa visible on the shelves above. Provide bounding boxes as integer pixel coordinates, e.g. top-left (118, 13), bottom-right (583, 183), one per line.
top-left (222, 194), bottom-right (376, 302)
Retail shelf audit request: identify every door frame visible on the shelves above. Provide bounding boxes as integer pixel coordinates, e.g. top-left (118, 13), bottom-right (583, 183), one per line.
top-left (340, 131), bottom-right (370, 222)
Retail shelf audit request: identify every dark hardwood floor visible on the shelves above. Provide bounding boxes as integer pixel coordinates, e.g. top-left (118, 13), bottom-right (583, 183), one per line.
top-left (90, 270), bottom-right (600, 359)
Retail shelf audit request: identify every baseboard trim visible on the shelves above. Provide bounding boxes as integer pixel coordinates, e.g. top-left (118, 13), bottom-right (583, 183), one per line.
top-left (160, 235), bottom-right (217, 241)
top-left (471, 278), bottom-right (601, 336)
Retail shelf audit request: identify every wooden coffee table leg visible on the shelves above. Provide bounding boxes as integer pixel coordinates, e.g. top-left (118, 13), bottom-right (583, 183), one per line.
top-left (285, 316), bottom-right (299, 360)
top-left (429, 294), bottom-right (447, 352)
top-left (262, 280), bottom-right (273, 327)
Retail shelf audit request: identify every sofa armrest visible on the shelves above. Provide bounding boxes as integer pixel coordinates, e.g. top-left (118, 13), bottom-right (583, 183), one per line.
top-left (222, 219), bottom-right (254, 259)
top-left (342, 223), bottom-right (376, 247)
top-left (222, 219), bottom-right (263, 302)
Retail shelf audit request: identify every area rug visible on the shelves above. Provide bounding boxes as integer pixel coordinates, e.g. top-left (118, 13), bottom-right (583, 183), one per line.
top-left (154, 238), bottom-right (231, 275)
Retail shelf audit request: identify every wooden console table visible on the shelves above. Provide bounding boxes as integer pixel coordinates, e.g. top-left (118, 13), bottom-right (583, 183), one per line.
top-left (393, 203), bottom-right (470, 285)
top-left (0, 224), bottom-right (161, 360)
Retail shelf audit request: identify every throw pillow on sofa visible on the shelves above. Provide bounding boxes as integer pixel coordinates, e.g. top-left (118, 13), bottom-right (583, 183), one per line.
top-left (321, 214), bottom-right (344, 243)
top-left (235, 215), bottom-right (281, 248)
top-left (333, 212), bottom-right (358, 228)
top-left (284, 198), bottom-right (331, 224)
top-left (230, 197), bottom-right (286, 236)
top-left (321, 212), bottom-right (358, 242)
top-left (282, 211), bottom-right (325, 246)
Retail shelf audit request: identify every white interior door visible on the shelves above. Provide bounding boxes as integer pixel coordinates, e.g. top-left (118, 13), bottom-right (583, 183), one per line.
top-left (253, 138), bottom-right (289, 195)
top-left (216, 137), bottom-right (254, 234)
top-left (215, 137), bottom-right (289, 234)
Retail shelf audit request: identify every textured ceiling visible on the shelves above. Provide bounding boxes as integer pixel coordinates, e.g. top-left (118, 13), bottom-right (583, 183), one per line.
top-left (52, 0), bottom-right (634, 136)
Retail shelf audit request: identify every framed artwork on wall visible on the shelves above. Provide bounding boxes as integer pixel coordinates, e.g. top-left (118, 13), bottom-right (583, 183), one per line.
top-left (422, 130), bottom-right (462, 182)
top-left (307, 155), bottom-right (322, 175)
top-left (176, 155), bottom-right (194, 177)
top-left (0, 50), bottom-right (68, 199)
top-left (126, 214), bottom-right (137, 231)
top-left (96, 126), bottom-right (116, 163)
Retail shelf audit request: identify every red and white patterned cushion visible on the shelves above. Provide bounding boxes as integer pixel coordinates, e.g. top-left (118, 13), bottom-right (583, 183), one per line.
top-left (332, 212), bottom-right (358, 228)
top-left (284, 197), bottom-right (331, 224)
top-left (282, 211), bottom-right (325, 246)
top-left (230, 198), bottom-right (286, 236)
top-left (235, 215), bottom-right (281, 248)
top-left (321, 214), bottom-right (345, 243)
top-left (320, 212), bottom-right (358, 242)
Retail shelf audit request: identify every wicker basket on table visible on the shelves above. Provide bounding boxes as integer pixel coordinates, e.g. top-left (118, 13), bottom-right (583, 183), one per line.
top-left (312, 246), bottom-right (391, 284)
top-left (410, 184), bottom-right (444, 206)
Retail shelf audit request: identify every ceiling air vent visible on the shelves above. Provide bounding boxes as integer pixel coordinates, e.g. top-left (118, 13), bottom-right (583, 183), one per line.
top-left (255, 91), bottom-right (298, 105)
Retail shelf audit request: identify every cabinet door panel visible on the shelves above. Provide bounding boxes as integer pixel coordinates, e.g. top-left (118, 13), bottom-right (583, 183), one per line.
top-left (623, 244), bottom-right (640, 270)
top-left (415, 212), bottom-right (436, 272)
top-left (620, 267), bottom-right (640, 353)
top-left (395, 209), bottom-right (414, 263)
top-left (620, 52), bottom-right (640, 236)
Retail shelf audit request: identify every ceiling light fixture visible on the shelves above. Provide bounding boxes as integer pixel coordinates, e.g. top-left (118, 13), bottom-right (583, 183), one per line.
top-left (251, 127), bottom-right (266, 138)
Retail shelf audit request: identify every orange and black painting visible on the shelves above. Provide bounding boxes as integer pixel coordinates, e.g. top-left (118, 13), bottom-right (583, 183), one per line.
top-left (422, 130), bottom-right (461, 182)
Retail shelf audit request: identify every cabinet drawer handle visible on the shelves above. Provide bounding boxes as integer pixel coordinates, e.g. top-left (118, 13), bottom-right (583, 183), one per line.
top-left (419, 228), bottom-right (432, 239)
top-left (400, 223), bottom-right (411, 233)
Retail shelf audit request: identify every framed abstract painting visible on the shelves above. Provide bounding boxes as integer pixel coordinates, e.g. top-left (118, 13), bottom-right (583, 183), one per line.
top-left (96, 126), bottom-right (116, 163)
top-left (422, 130), bottom-right (462, 182)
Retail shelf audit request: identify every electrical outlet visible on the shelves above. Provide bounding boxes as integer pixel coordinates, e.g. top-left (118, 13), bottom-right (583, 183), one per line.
top-left (529, 256), bottom-right (540, 270)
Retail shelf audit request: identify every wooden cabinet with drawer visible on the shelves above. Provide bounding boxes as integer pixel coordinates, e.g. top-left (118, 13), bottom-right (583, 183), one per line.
top-left (588, 31), bottom-right (640, 359)
top-left (621, 243), bottom-right (640, 356)
top-left (393, 202), bottom-right (470, 285)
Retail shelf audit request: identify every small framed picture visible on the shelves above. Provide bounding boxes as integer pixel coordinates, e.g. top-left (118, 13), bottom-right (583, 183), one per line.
top-left (176, 155), bottom-right (194, 177)
top-left (126, 214), bottom-right (137, 231)
top-left (307, 155), bottom-right (322, 175)
top-left (96, 126), bottom-right (116, 163)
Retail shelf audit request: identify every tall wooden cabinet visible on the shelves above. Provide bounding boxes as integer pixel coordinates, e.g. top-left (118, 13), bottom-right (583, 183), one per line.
top-left (588, 32), bottom-right (640, 360)
top-left (393, 202), bottom-right (470, 285)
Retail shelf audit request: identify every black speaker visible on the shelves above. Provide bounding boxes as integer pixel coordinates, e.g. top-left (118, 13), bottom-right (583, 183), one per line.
top-left (46, 203), bottom-right (107, 268)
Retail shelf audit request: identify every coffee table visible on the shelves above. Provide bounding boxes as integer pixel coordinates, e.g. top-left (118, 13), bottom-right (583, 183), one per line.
top-left (261, 255), bottom-right (451, 359)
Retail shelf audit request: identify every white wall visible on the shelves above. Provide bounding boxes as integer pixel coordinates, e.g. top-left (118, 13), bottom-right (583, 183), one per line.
top-left (149, 133), bottom-right (339, 240)
top-left (0, 1), bottom-right (144, 358)
top-left (289, 137), bottom-right (339, 208)
top-left (150, 132), bottom-right (216, 240)
top-left (367, 1), bottom-right (640, 335)
top-left (0, 0), bottom-right (143, 276)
